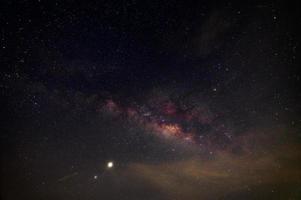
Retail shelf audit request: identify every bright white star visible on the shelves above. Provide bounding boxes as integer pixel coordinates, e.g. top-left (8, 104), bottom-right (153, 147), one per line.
top-left (107, 161), bottom-right (114, 169)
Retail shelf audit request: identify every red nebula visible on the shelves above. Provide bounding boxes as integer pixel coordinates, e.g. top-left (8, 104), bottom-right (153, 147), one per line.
top-left (162, 102), bottom-right (177, 115)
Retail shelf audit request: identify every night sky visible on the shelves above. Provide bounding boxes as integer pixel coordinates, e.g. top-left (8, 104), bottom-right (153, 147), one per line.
top-left (1, 1), bottom-right (301, 199)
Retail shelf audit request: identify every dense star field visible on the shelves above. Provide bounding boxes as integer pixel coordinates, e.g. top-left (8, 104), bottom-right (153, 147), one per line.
top-left (1, 1), bottom-right (300, 199)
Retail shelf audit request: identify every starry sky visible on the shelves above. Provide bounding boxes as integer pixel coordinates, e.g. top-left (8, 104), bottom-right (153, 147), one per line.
top-left (1, 1), bottom-right (301, 199)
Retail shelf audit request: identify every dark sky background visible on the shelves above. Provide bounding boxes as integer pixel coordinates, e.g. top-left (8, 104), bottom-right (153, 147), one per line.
top-left (1, 1), bottom-right (301, 199)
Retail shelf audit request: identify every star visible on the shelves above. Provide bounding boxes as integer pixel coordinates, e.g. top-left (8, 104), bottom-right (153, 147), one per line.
top-left (107, 161), bottom-right (114, 169)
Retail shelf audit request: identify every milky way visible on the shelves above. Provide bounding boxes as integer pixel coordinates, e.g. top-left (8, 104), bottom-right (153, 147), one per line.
top-left (100, 98), bottom-right (225, 148)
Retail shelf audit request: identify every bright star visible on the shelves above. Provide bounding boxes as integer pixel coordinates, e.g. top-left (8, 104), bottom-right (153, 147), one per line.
top-left (107, 161), bottom-right (114, 169)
